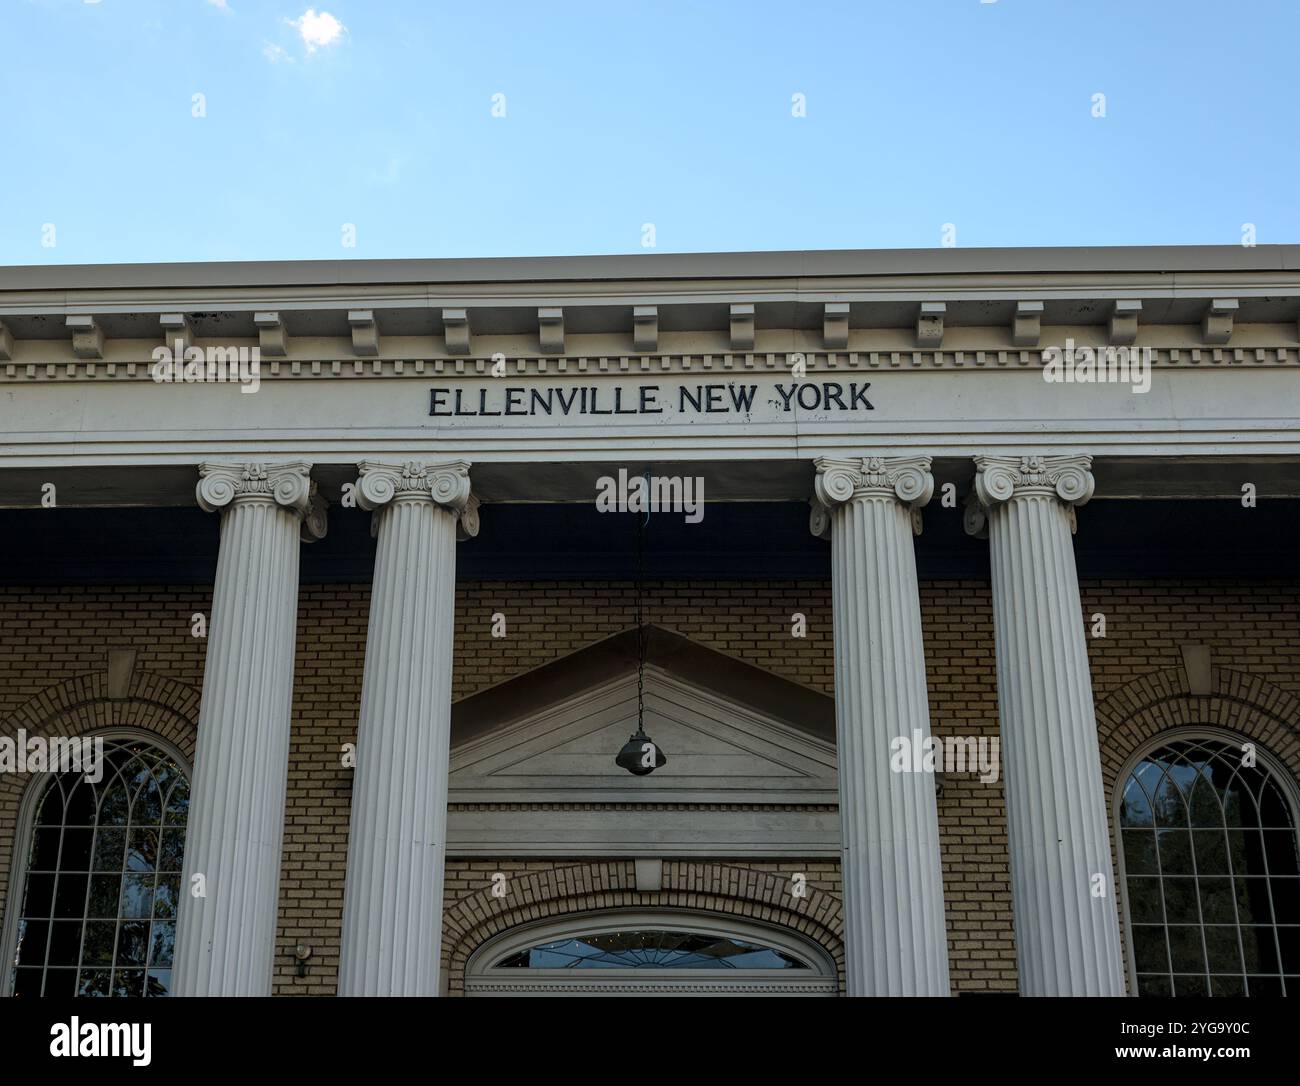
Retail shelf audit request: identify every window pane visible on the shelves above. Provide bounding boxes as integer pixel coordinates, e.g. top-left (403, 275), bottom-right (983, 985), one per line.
top-left (1192, 830), bottom-right (1228, 873)
top-left (8, 737), bottom-right (189, 999)
top-left (52, 875), bottom-right (88, 918)
top-left (1123, 829), bottom-right (1158, 874)
top-left (46, 921), bottom-right (83, 966)
top-left (159, 830), bottom-right (185, 872)
top-left (1198, 878), bottom-right (1235, 924)
top-left (29, 828), bottom-right (65, 871)
top-left (1236, 878), bottom-right (1273, 924)
top-left (62, 779), bottom-right (96, 826)
top-left (12, 968), bottom-right (44, 998)
top-left (20, 873), bottom-right (55, 918)
top-left (93, 828), bottom-right (126, 872)
top-left (116, 922), bottom-right (149, 966)
top-left (150, 922), bottom-right (175, 967)
top-left (1131, 926), bottom-right (1169, 974)
top-left (1203, 926), bottom-right (1243, 973)
top-left (76, 970), bottom-right (112, 997)
top-left (81, 919), bottom-right (117, 966)
top-left (1262, 831), bottom-right (1299, 873)
top-left (42, 969), bottom-right (78, 998)
top-left (1270, 878), bottom-right (1300, 919)
top-left (125, 830), bottom-right (160, 873)
top-left (1122, 738), bottom-right (1300, 999)
top-left (1242, 926), bottom-right (1280, 973)
top-left (98, 781), bottom-right (131, 827)
top-left (119, 874), bottom-right (153, 919)
top-left (1156, 830), bottom-right (1194, 874)
top-left (111, 969), bottom-right (144, 997)
top-left (87, 875), bottom-right (119, 919)
top-left (1162, 878), bottom-right (1198, 923)
top-left (1277, 926), bottom-right (1300, 975)
top-left (153, 876), bottom-right (180, 920)
top-left (58, 828), bottom-right (93, 872)
top-left (1127, 878), bottom-right (1164, 924)
top-left (1173, 974), bottom-right (1209, 997)
top-left (15, 920), bottom-right (50, 967)
top-left (1136, 974), bottom-right (1172, 997)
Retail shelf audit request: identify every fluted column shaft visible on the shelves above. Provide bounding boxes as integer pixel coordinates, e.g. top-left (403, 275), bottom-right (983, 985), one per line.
top-left (338, 460), bottom-right (478, 997)
top-left (813, 455), bottom-right (949, 996)
top-left (174, 461), bottom-right (326, 996)
top-left (968, 454), bottom-right (1124, 996)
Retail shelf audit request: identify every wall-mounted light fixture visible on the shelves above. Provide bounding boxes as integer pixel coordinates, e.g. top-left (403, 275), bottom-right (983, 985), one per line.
top-left (293, 943), bottom-right (313, 978)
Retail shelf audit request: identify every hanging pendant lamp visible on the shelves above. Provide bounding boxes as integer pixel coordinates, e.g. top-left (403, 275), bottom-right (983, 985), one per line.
top-left (616, 488), bottom-right (667, 776)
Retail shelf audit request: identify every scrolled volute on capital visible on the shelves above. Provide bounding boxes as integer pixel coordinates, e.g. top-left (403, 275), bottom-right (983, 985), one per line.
top-left (196, 461), bottom-right (315, 515)
top-left (355, 459), bottom-right (477, 537)
top-left (971, 454), bottom-right (1095, 509)
top-left (809, 455), bottom-right (934, 539)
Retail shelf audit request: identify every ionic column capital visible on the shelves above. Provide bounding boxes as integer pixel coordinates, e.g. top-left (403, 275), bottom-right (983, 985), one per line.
top-left (196, 460), bottom-right (328, 541)
top-left (966, 453), bottom-right (1094, 538)
top-left (355, 460), bottom-right (479, 539)
top-left (810, 454), bottom-right (933, 539)
top-left (973, 453), bottom-right (1094, 508)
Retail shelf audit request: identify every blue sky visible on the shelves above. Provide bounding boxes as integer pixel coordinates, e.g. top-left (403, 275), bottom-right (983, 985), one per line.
top-left (2, 0), bottom-right (1298, 264)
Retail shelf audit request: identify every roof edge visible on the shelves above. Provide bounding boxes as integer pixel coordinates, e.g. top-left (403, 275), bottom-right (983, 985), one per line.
top-left (4, 244), bottom-right (1299, 292)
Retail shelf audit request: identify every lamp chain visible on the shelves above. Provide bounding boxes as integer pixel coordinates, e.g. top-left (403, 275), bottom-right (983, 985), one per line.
top-left (634, 488), bottom-right (647, 736)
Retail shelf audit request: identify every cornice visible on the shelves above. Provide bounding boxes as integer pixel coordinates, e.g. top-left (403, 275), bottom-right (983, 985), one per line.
top-left (3, 249), bottom-right (1300, 362)
top-left (3, 243), bottom-right (1300, 291)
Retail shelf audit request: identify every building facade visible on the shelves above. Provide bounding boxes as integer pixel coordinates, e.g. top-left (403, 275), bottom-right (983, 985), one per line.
top-left (0, 246), bottom-right (1297, 998)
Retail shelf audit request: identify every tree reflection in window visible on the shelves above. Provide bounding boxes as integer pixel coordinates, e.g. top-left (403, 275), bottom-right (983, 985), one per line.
top-left (496, 930), bottom-right (811, 969)
top-left (9, 737), bottom-right (188, 998)
top-left (1119, 736), bottom-right (1300, 997)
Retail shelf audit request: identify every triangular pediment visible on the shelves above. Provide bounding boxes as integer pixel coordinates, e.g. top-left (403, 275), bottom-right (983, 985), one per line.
top-left (450, 628), bottom-right (837, 804)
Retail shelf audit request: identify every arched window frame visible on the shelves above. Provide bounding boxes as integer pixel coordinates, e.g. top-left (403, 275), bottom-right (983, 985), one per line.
top-left (1, 728), bottom-right (192, 998)
top-left (464, 908), bottom-right (838, 996)
top-left (1112, 724), bottom-right (1300, 997)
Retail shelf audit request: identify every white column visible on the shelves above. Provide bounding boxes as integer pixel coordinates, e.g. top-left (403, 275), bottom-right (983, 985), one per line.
top-left (812, 456), bottom-right (950, 996)
top-left (337, 460), bottom-right (478, 997)
top-left (966, 453), bottom-right (1124, 996)
top-left (174, 461), bottom-right (327, 996)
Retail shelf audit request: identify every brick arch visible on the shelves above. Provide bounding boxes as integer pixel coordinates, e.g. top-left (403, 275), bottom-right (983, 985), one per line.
top-left (441, 860), bottom-right (845, 995)
top-left (0, 670), bottom-right (201, 943)
top-left (1096, 665), bottom-right (1300, 994)
top-left (1097, 666), bottom-right (1300, 798)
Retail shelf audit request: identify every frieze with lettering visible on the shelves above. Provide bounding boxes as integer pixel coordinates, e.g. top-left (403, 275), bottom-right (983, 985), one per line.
top-left (428, 380), bottom-right (873, 423)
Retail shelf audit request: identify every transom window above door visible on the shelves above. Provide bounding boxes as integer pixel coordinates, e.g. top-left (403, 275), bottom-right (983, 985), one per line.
top-left (466, 910), bottom-right (838, 995)
top-left (497, 929), bottom-right (813, 970)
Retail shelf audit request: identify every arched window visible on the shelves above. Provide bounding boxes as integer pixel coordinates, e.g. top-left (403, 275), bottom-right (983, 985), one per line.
top-left (1116, 730), bottom-right (1300, 997)
top-left (4, 733), bottom-right (190, 998)
top-left (465, 910), bottom-right (838, 995)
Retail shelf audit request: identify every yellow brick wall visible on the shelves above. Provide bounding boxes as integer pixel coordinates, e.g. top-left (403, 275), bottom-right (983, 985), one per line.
top-left (0, 579), bottom-right (1297, 997)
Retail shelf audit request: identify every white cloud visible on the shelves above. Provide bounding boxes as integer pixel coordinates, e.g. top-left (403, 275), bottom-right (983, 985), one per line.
top-left (206, 0), bottom-right (230, 11)
top-left (287, 9), bottom-right (346, 52)
top-left (261, 41), bottom-right (292, 63)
